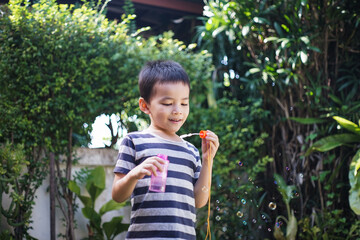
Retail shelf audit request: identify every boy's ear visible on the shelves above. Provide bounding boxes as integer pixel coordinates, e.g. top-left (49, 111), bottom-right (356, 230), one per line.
top-left (139, 98), bottom-right (150, 114)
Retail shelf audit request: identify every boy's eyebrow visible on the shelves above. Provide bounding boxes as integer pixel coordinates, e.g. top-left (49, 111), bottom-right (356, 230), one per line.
top-left (160, 97), bottom-right (189, 100)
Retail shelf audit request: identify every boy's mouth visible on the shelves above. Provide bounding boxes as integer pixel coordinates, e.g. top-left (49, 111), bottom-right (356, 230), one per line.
top-left (169, 118), bottom-right (182, 123)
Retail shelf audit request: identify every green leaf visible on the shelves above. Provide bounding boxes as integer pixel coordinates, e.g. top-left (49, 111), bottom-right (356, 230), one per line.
top-left (289, 117), bottom-right (327, 124)
top-left (286, 211), bottom-right (298, 240)
top-left (68, 180), bottom-right (81, 196)
top-left (300, 51), bottom-right (308, 63)
top-left (274, 173), bottom-right (296, 205)
top-left (274, 22), bottom-right (284, 37)
top-left (300, 36), bottom-right (310, 44)
top-left (264, 36), bottom-right (279, 43)
top-left (79, 196), bottom-right (92, 208)
top-left (333, 116), bottom-right (360, 135)
top-left (103, 216), bottom-right (129, 239)
top-left (82, 207), bottom-right (101, 227)
top-left (99, 200), bottom-right (127, 216)
top-left (305, 134), bottom-right (360, 156)
top-left (329, 94), bottom-right (342, 105)
top-left (86, 166), bottom-right (106, 201)
top-left (241, 25), bottom-right (250, 36)
top-left (349, 149), bottom-right (360, 215)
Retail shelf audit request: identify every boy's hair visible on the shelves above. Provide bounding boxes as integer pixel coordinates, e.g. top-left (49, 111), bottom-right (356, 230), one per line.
top-left (139, 60), bottom-right (190, 102)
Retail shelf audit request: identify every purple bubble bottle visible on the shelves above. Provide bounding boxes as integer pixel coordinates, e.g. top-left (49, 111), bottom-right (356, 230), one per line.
top-left (149, 154), bottom-right (169, 192)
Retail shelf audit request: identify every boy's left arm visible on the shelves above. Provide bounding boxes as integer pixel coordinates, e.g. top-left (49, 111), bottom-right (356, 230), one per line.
top-left (194, 130), bottom-right (219, 208)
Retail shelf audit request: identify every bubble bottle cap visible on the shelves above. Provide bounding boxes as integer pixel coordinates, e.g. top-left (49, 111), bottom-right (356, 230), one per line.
top-left (199, 130), bottom-right (207, 138)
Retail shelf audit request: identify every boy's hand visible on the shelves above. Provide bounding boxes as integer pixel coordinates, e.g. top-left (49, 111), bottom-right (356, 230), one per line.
top-left (201, 130), bottom-right (219, 163)
top-left (129, 156), bottom-right (166, 180)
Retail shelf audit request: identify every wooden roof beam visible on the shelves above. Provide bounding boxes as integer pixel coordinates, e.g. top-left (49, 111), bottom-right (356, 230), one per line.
top-left (131, 0), bottom-right (204, 15)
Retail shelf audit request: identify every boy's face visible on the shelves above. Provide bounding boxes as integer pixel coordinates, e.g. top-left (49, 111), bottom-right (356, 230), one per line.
top-left (145, 81), bottom-right (190, 136)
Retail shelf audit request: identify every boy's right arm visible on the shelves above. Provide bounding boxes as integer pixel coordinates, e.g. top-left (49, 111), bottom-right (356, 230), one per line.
top-left (112, 156), bottom-right (166, 203)
top-left (112, 173), bottom-right (138, 203)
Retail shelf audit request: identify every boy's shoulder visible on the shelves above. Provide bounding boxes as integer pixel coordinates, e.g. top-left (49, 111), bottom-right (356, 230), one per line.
top-left (124, 130), bottom-right (157, 140)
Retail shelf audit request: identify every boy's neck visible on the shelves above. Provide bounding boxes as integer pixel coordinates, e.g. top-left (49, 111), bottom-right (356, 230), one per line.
top-left (146, 126), bottom-right (182, 142)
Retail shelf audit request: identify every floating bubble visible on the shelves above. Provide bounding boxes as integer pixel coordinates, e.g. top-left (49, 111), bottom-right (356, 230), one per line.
top-left (238, 161), bottom-right (243, 167)
top-left (252, 219), bottom-right (257, 223)
top-left (274, 180), bottom-right (277, 185)
top-left (276, 221), bottom-right (283, 228)
top-left (286, 167), bottom-right (290, 171)
top-left (216, 200), bottom-right (220, 204)
top-left (222, 227), bottom-right (227, 232)
top-left (261, 214), bottom-right (266, 220)
top-left (292, 190), bottom-right (299, 198)
top-left (241, 199), bottom-right (246, 204)
top-left (268, 228), bottom-right (272, 232)
top-left (242, 220), bottom-right (247, 226)
top-left (216, 206), bottom-right (221, 211)
top-left (268, 202), bottom-right (277, 210)
top-left (236, 211), bottom-right (244, 218)
top-left (215, 215), bottom-right (221, 221)
top-left (202, 186), bottom-right (209, 193)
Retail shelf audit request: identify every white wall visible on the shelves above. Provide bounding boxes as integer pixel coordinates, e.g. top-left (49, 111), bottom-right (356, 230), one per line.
top-left (2, 148), bottom-right (130, 240)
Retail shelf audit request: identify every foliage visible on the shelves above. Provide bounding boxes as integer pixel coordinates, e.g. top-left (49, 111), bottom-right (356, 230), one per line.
top-left (198, 0), bottom-right (360, 239)
top-left (68, 166), bottom-right (129, 240)
top-left (0, 143), bottom-right (31, 238)
top-left (182, 98), bottom-right (274, 239)
top-left (306, 116), bottom-right (360, 215)
top-left (273, 174), bottom-right (298, 240)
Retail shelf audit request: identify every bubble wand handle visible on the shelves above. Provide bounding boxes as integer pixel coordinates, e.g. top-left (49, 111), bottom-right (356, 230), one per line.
top-left (180, 130), bottom-right (207, 139)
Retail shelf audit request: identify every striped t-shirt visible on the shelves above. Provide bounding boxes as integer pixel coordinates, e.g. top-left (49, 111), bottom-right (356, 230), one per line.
top-left (113, 130), bottom-right (202, 240)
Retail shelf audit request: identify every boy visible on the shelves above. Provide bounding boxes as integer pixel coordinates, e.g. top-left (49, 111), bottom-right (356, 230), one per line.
top-left (112, 60), bottom-right (219, 239)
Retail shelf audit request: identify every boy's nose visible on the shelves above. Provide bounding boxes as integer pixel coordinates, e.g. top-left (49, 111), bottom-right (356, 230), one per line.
top-left (172, 105), bottom-right (182, 114)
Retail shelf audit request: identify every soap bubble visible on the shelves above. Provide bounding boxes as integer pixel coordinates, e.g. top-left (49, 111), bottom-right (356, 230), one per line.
top-left (216, 206), bottom-right (221, 211)
top-left (268, 228), bottom-right (272, 232)
top-left (293, 190), bottom-right (299, 198)
top-left (261, 214), bottom-right (266, 220)
top-left (286, 167), bottom-right (290, 171)
top-left (202, 186), bottom-right (209, 193)
top-left (222, 227), bottom-right (227, 232)
top-left (276, 221), bottom-right (283, 228)
top-left (252, 219), bottom-right (257, 223)
top-left (238, 161), bottom-right (243, 166)
top-left (236, 211), bottom-right (244, 218)
top-left (216, 200), bottom-right (220, 204)
top-left (215, 215), bottom-right (221, 221)
top-left (268, 202), bottom-right (277, 210)
top-left (242, 221), bottom-right (247, 226)
top-left (241, 199), bottom-right (246, 204)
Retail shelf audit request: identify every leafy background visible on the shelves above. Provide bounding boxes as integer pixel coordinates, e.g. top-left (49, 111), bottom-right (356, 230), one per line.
top-left (1, 0), bottom-right (360, 239)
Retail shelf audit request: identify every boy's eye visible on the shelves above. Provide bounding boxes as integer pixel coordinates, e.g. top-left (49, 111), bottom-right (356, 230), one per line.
top-left (181, 103), bottom-right (188, 106)
top-left (162, 103), bottom-right (172, 106)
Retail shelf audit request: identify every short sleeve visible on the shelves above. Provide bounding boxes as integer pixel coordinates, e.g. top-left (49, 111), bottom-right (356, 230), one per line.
top-left (113, 135), bottom-right (136, 174)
